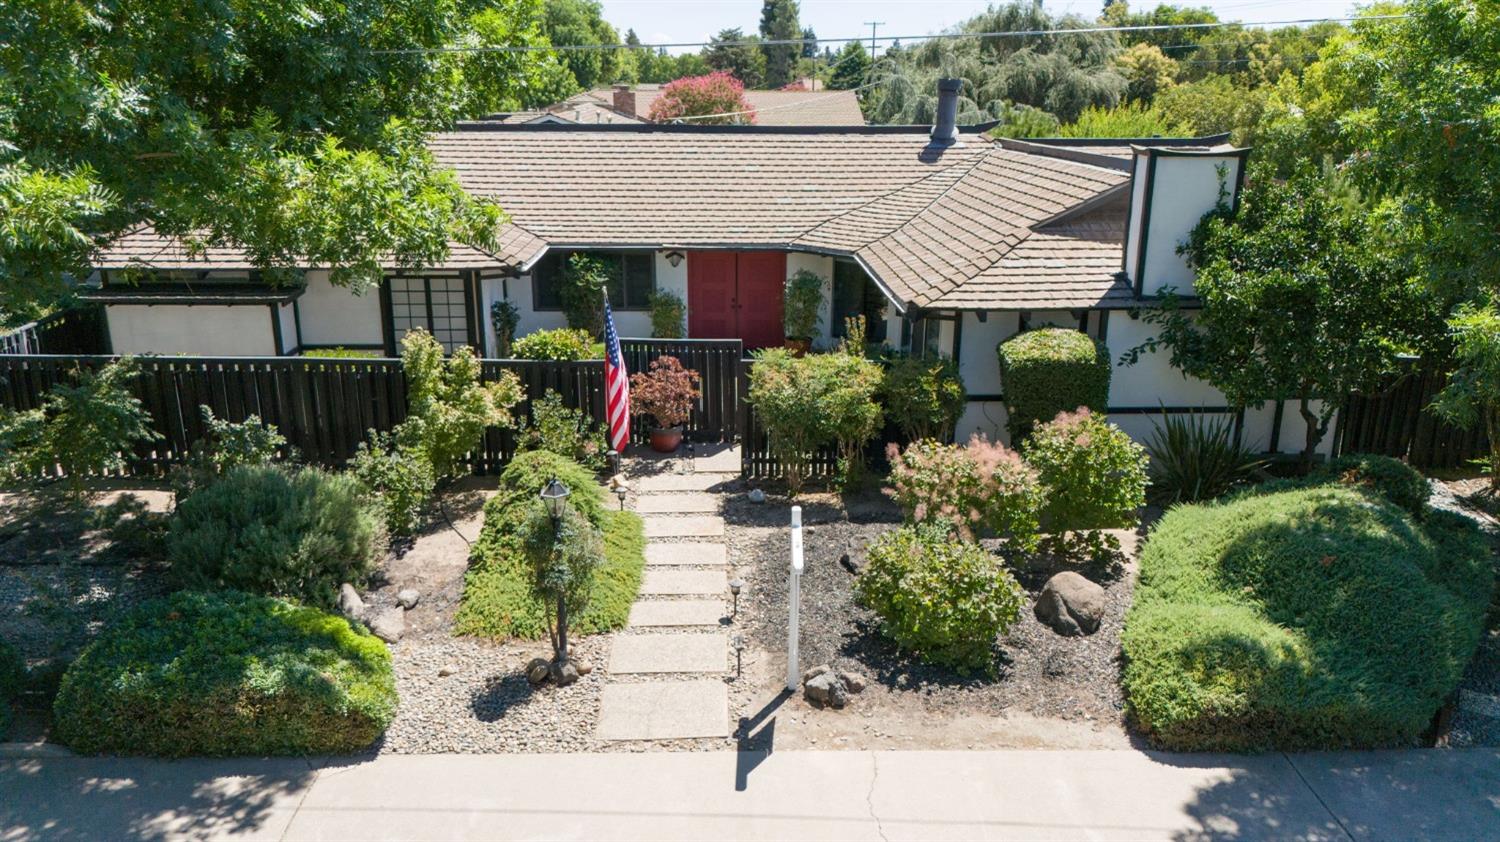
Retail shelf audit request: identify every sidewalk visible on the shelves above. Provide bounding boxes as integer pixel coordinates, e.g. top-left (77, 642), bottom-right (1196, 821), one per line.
top-left (2, 747), bottom-right (1496, 841)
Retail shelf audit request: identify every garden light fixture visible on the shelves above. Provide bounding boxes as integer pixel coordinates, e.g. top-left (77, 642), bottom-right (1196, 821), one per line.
top-left (732, 634), bottom-right (744, 679)
top-left (728, 578), bottom-right (744, 617)
top-left (540, 476), bottom-right (570, 520)
top-left (615, 485), bottom-right (628, 511)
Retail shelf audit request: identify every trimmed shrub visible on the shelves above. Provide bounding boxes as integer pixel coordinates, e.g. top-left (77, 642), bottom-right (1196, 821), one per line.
top-left (167, 465), bottom-right (383, 610)
top-left (783, 269), bottom-right (824, 341)
top-left (350, 430), bottom-right (437, 537)
top-left (519, 390), bottom-right (609, 473)
top-left (489, 450), bottom-right (605, 532)
top-left (649, 290), bottom-right (686, 339)
top-left (998, 328), bottom-right (1110, 442)
top-left (882, 354), bottom-right (966, 442)
top-left (1143, 411), bottom-right (1264, 505)
top-left (457, 509), bottom-right (645, 641)
top-left (519, 501), bottom-right (604, 661)
top-left (855, 524), bottom-right (1025, 675)
top-left (1026, 409), bottom-right (1148, 555)
top-left (887, 436), bottom-right (1043, 551)
top-left (512, 327), bottom-right (599, 361)
top-left (1122, 485), bottom-right (1492, 751)
top-left (747, 349), bottom-right (885, 494)
top-left (170, 407), bottom-right (288, 500)
top-left (396, 328), bottom-right (523, 479)
top-left (0, 639), bottom-right (22, 736)
top-left (1313, 453), bottom-right (1429, 518)
top-left (53, 591), bottom-right (397, 756)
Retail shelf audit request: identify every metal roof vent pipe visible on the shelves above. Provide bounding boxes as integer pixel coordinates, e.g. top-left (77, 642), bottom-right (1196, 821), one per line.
top-left (930, 78), bottom-right (962, 146)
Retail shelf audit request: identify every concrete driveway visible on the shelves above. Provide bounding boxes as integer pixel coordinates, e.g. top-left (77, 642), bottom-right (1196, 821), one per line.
top-left (1, 748), bottom-right (1496, 841)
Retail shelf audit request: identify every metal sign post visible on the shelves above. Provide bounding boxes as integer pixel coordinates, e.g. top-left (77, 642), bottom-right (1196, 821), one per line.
top-left (787, 505), bottom-right (803, 692)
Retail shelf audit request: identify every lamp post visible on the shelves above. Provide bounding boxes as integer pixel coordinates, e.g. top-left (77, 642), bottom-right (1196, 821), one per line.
top-left (728, 578), bottom-right (744, 617)
top-left (539, 477), bottom-right (571, 661)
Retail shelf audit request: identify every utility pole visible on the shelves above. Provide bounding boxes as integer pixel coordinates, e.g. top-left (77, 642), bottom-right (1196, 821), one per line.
top-left (863, 20), bottom-right (884, 59)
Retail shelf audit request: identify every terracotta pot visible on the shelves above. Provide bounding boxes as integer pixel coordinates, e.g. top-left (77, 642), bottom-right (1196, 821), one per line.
top-left (649, 426), bottom-right (684, 453)
top-left (784, 337), bottom-right (812, 357)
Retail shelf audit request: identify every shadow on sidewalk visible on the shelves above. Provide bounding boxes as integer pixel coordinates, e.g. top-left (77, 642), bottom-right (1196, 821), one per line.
top-left (733, 690), bottom-right (791, 792)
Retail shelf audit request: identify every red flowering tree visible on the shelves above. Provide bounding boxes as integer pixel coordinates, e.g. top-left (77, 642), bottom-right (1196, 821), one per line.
top-left (647, 72), bottom-right (756, 125)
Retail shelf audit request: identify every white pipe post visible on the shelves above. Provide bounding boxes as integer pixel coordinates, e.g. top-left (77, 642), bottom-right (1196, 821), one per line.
top-left (787, 505), bottom-right (803, 692)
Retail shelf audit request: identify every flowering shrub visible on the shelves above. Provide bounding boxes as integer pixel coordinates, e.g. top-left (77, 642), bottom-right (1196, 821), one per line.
top-left (630, 355), bottom-right (701, 429)
top-left (647, 71), bottom-right (756, 125)
top-left (887, 435), bottom-right (1043, 551)
top-left (882, 354), bottom-right (967, 442)
top-left (855, 523), bottom-right (1025, 675)
top-left (1025, 409), bottom-right (1148, 557)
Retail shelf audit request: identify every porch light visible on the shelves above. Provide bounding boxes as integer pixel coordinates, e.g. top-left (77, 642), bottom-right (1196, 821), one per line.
top-left (540, 477), bottom-right (570, 520)
top-left (664, 250), bottom-right (685, 268)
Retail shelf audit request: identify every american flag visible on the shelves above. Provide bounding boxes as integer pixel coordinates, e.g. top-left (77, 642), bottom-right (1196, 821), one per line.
top-left (603, 295), bottom-right (631, 454)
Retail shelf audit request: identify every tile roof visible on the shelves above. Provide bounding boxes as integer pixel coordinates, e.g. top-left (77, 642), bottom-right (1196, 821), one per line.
top-left (97, 125), bottom-right (1237, 312)
top-left (586, 86), bottom-right (866, 126)
top-left (95, 227), bottom-right (532, 272)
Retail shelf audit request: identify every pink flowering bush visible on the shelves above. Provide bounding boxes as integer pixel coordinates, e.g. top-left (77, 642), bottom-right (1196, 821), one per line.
top-left (887, 435), bottom-right (1043, 552)
top-left (647, 72), bottom-right (756, 125)
top-left (1024, 408), bottom-right (1148, 558)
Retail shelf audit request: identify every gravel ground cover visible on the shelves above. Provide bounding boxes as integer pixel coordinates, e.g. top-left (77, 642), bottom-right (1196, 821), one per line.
top-left (1432, 478), bottom-right (1500, 748)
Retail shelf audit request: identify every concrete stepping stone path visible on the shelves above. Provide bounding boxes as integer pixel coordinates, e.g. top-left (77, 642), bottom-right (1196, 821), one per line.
top-left (644, 515), bottom-right (725, 539)
top-left (595, 680), bottom-right (728, 740)
top-left (633, 493), bottom-right (721, 514)
top-left (634, 472), bottom-right (737, 493)
top-left (639, 568), bottom-right (726, 596)
top-left (644, 543), bottom-right (727, 567)
top-left (609, 633), bottom-right (726, 674)
top-left (628, 600), bottom-right (725, 628)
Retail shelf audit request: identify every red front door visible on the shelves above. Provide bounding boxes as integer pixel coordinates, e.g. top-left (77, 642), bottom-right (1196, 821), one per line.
top-left (687, 251), bottom-right (786, 350)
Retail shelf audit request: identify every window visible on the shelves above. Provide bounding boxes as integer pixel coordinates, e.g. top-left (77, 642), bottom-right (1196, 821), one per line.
top-left (531, 250), bottom-right (655, 311)
top-left (902, 313), bottom-right (943, 358)
top-left (388, 275), bottom-right (471, 352)
top-left (831, 259), bottom-right (889, 343)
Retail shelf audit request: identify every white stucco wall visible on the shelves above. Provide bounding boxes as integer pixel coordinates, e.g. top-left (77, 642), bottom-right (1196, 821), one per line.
top-left (1135, 153), bottom-right (1244, 298)
top-left (786, 252), bottom-right (836, 349)
top-left (295, 271), bottom-right (384, 348)
top-left (276, 302), bottom-right (297, 353)
top-left (106, 305), bottom-right (277, 356)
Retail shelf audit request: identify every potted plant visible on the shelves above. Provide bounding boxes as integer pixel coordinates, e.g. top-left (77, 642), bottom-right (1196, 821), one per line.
top-left (630, 355), bottom-right (702, 452)
top-left (783, 269), bottom-right (824, 356)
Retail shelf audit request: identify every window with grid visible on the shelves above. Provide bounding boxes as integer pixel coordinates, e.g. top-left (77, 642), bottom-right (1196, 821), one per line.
top-left (532, 251), bottom-right (655, 310)
top-left (388, 275), bottom-right (471, 352)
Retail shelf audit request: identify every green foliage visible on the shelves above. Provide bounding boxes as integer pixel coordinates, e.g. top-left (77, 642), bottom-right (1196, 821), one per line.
top-left (629, 355), bottom-right (702, 430)
top-left (457, 509), bottom-right (644, 641)
top-left (350, 430), bottom-right (437, 537)
top-left (53, 591), bottom-right (396, 756)
top-left (0, 357), bottom-right (159, 487)
top-left (491, 299), bottom-right (521, 357)
top-left (705, 28), bottom-right (766, 88)
top-left (519, 502), bottom-right (604, 658)
top-left (167, 465), bottom-right (383, 610)
top-left (301, 347), bottom-right (383, 359)
top-left (782, 269), bottom-right (824, 340)
top-left (1131, 163), bottom-right (1419, 461)
top-left (887, 437), bottom-right (1043, 551)
top-left (855, 524), bottom-right (1025, 675)
top-left (1058, 103), bottom-right (1191, 138)
top-left (829, 41), bottom-right (872, 91)
top-left (170, 407), bottom-right (287, 500)
top-left (1155, 75), bottom-right (1270, 146)
top-left (0, 639), bottom-right (21, 736)
top-left (998, 328), bottom-right (1111, 443)
top-left (1143, 412), bottom-right (1264, 505)
top-left (1112, 44), bottom-right (1178, 104)
top-left (759, 0), bottom-right (802, 89)
top-left (881, 355), bottom-right (967, 442)
top-left (1026, 409), bottom-right (1147, 554)
top-left (519, 390), bottom-right (609, 473)
top-left (747, 349), bottom-right (884, 495)
top-left (559, 253), bottom-right (611, 336)
top-left (544, 0), bottom-right (628, 91)
top-left (821, 353), bottom-right (885, 488)
top-left (0, 0), bottom-right (558, 314)
top-left (1431, 302), bottom-right (1500, 491)
top-left (395, 328), bottom-right (523, 479)
top-left (1313, 454), bottom-right (1430, 519)
top-left (512, 327), bottom-right (600, 361)
top-left (489, 450), bottom-right (606, 535)
top-left (649, 290), bottom-right (686, 339)
top-left (1122, 485), bottom-right (1492, 751)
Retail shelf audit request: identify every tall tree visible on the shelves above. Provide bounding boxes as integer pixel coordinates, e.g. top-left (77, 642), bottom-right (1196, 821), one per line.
top-left (759, 0), bottom-right (802, 88)
top-left (801, 27), bottom-right (820, 60)
top-left (829, 41), bottom-right (872, 91)
top-left (0, 0), bottom-right (566, 320)
top-left (544, 0), bottom-right (626, 91)
top-left (704, 28), bottom-right (766, 88)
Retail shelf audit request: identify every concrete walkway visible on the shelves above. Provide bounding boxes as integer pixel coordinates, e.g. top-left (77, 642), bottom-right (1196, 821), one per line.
top-left (1, 747), bottom-right (1495, 840)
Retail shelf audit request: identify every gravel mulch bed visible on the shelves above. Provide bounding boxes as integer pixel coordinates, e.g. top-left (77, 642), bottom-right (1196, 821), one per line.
top-left (1433, 478), bottom-right (1500, 748)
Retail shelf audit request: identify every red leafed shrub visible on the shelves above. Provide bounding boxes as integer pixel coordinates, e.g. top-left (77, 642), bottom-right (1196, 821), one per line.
top-left (647, 72), bottom-right (756, 125)
top-left (886, 435), bottom-right (1043, 551)
top-left (630, 355), bottom-right (702, 429)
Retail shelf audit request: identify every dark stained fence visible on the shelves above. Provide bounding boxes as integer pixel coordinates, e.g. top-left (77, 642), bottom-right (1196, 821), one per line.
top-left (0, 338), bottom-right (744, 478)
top-left (0, 306), bottom-right (109, 356)
top-left (738, 357), bottom-right (840, 481)
top-left (619, 338), bottom-right (743, 443)
top-left (1336, 361), bottom-right (1488, 470)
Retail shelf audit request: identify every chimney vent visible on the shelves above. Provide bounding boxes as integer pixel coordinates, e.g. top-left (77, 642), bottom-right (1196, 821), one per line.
top-left (931, 78), bottom-right (961, 145)
top-left (612, 84), bottom-right (637, 118)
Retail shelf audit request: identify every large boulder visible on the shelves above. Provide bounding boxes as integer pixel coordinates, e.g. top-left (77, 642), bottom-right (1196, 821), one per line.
top-left (1034, 571), bottom-right (1106, 636)
top-left (366, 606), bottom-right (406, 643)
top-left (338, 583), bottom-right (366, 621)
top-left (804, 671), bottom-right (849, 708)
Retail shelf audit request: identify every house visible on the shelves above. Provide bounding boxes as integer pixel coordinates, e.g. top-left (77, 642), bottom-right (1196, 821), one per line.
top-left (484, 83), bottom-right (866, 127)
top-left (84, 79), bottom-right (1324, 456)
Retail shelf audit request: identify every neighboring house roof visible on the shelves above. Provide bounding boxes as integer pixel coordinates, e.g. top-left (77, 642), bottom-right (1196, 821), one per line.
top-left (480, 96), bottom-right (644, 126)
top-left (586, 85), bottom-right (865, 126)
top-left (95, 124), bottom-right (1233, 312)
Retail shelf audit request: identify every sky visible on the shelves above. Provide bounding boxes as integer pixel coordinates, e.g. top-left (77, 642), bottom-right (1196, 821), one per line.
top-left (598, 0), bottom-right (1365, 53)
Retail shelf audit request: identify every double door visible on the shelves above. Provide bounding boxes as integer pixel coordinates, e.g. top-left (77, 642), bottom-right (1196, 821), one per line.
top-left (686, 252), bottom-right (786, 350)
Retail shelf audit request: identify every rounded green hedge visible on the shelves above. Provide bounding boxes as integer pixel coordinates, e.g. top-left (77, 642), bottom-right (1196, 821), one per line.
top-left (997, 328), bottom-right (1110, 442)
top-left (1122, 484), bottom-right (1491, 751)
top-left (54, 591), bottom-right (397, 757)
top-left (1313, 453), bottom-right (1429, 518)
top-left (0, 639), bottom-right (22, 736)
top-left (487, 449), bottom-right (605, 536)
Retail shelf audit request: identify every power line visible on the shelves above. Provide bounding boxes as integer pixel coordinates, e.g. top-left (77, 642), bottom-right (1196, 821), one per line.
top-left (367, 15), bottom-right (1408, 56)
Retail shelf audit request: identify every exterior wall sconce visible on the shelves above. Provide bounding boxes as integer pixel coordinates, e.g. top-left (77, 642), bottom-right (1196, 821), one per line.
top-left (664, 250), bottom-right (685, 268)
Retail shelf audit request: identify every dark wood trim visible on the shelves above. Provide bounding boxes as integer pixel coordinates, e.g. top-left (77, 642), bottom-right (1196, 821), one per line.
top-left (269, 303), bottom-right (285, 356)
top-left (1097, 310), bottom-right (1110, 344)
top-left (378, 278), bottom-right (396, 357)
top-left (292, 299), bottom-right (304, 351)
top-left (1133, 152), bottom-right (1158, 298)
top-left (967, 393), bottom-right (1004, 403)
top-left (950, 310), bottom-right (963, 363)
top-left (1076, 310), bottom-right (1089, 333)
top-left (1230, 150), bottom-right (1252, 214)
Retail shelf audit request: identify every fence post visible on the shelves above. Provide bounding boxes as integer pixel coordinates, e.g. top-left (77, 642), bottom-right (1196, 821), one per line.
top-left (786, 504), bottom-right (803, 693)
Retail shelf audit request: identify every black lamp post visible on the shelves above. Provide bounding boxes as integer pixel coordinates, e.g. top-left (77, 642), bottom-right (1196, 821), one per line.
top-left (539, 477), bottom-right (571, 661)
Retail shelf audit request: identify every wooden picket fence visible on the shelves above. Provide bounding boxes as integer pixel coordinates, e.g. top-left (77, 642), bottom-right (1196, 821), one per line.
top-left (0, 338), bottom-right (744, 477)
top-left (1336, 360), bottom-right (1488, 470)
